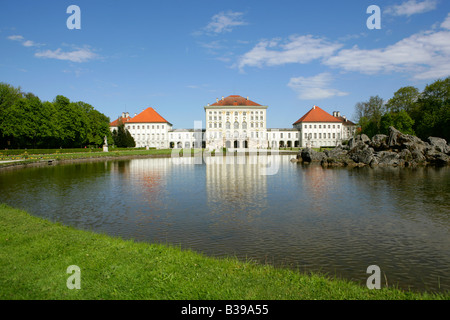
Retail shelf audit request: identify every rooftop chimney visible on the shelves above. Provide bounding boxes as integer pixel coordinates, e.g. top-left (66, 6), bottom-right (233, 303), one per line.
top-left (246, 96), bottom-right (249, 100)
top-left (122, 112), bottom-right (125, 118)
top-left (222, 96), bottom-right (224, 100)
top-left (126, 112), bottom-right (129, 118)
top-left (216, 98), bottom-right (219, 102)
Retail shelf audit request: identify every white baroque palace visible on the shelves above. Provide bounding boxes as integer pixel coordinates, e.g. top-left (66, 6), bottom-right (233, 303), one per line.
top-left (110, 95), bottom-right (357, 149)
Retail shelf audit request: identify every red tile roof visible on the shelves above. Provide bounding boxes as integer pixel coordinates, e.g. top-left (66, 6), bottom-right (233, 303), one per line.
top-left (110, 116), bottom-right (132, 126)
top-left (293, 105), bottom-right (342, 125)
top-left (210, 95), bottom-right (262, 106)
top-left (127, 107), bottom-right (170, 123)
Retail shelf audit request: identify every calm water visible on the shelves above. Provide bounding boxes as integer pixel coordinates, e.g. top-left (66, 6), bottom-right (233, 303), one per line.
top-left (1, 155), bottom-right (449, 292)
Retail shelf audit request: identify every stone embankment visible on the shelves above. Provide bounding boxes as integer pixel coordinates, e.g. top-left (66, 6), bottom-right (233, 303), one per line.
top-left (295, 126), bottom-right (450, 167)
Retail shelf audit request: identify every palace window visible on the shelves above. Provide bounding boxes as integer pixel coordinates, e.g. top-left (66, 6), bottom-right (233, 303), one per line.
top-left (242, 122), bottom-right (247, 129)
top-left (226, 122), bottom-right (231, 129)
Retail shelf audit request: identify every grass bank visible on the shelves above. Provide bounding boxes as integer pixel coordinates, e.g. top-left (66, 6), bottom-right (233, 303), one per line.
top-left (0, 204), bottom-right (447, 300)
top-left (0, 148), bottom-right (183, 168)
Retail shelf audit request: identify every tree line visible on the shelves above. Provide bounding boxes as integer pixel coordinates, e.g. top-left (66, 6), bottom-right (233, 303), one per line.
top-left (0, 82), bottom-right (113, 149)
top-left (354, 77), bottom-right (449, 141)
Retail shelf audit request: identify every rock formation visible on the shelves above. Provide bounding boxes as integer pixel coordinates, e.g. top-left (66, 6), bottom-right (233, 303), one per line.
top-left (296, 127), bottom-right (450, 167)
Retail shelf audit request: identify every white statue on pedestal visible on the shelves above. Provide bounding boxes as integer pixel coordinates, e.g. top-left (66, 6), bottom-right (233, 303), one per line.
top-left (103, 135), bottom-right (109, 152)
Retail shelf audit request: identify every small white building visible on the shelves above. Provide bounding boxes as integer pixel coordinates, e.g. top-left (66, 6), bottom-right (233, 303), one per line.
top-left (266, 129), bottom-right (300, 148)
top-left (168, 129), bottom-right (205, 149)
top-left (123, 107), bottom-right (172, 148)
top-left (293, 105), bottom-right (349, 148)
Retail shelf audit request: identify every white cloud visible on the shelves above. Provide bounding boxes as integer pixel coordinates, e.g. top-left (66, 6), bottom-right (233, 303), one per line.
top-left (7, 34), bottom-right (43, 47)
top-left (7, 35), bottom-right (24, 41)
top-left (35, 47), bottom-right (98, 63)
top-left (237, 35), bottom-right (342, 71)
top-left (204, 11), bottom-right (247, 34)
top-left (324, 29), bottom-right (450, 80)
top-left (441, 13), bottom-right (450, 30)
top-left (287, 73), bottom-right (349, 100)
top-left (235, 14), bottom-right (450, 80)
top-left (384, 0), bottom-right (438, 17)
top-left (22, 40), bottom-right (44, 47)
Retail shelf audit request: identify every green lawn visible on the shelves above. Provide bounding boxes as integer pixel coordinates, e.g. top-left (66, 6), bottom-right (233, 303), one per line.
top-left (0, 204), bottom-right (447, 300)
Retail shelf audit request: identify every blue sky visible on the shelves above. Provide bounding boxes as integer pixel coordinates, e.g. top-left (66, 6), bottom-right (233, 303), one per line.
top-left (1, 0), bottom-right (449, 128)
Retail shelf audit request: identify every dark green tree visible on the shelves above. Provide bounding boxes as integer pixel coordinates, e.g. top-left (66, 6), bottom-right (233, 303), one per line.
top-left (385, 86), bottom-right (420, 114)
top-left (0, 83), bottom-right (23, 148)
top-left (380, 110), bottom-right (415, 135)
top-left (112, 121), bottom-right (135, 148)
top-left (414, 77), bottom-right (450, 141)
